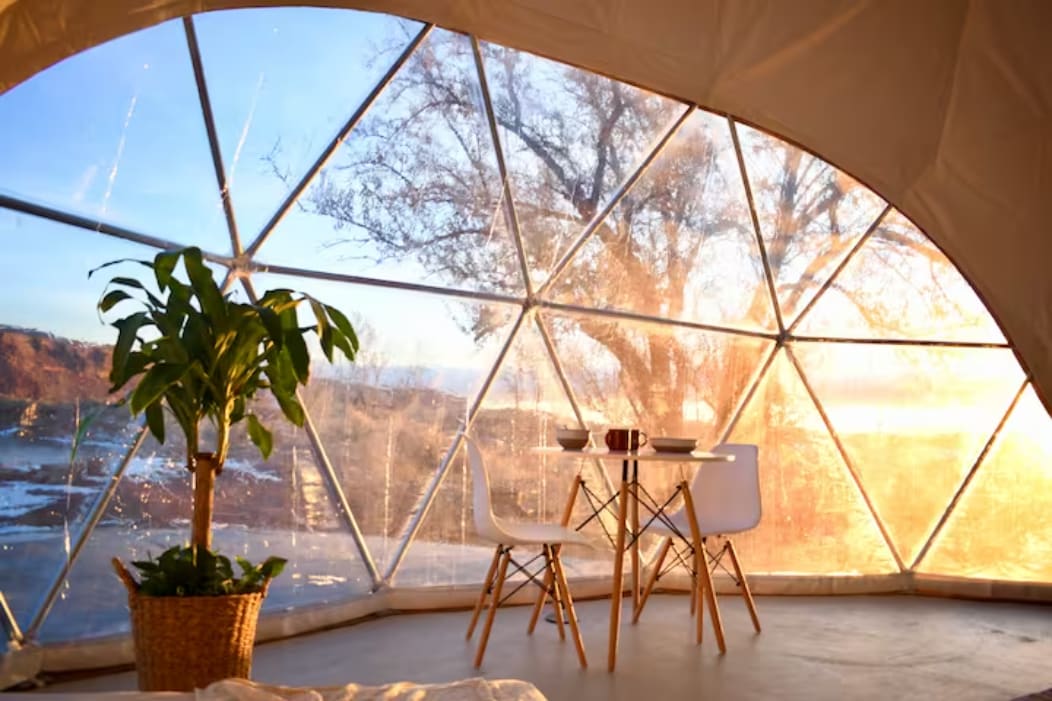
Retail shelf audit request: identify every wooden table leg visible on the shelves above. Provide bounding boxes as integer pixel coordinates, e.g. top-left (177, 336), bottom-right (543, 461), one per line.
top-left (607, 476), bottom-right (630, 672)
top-left (630, 464), bottom-right (641, 617)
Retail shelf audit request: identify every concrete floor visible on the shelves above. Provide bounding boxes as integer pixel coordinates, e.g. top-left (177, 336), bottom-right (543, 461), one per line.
top-left (38, 595), bottom-right (1052, 700)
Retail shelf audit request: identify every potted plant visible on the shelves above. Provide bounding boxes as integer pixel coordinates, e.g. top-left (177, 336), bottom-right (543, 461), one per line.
top-left (91, 246), bottom-right (357, 691)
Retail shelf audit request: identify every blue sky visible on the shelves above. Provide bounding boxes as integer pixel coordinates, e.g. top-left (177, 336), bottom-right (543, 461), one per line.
top-left (0, 7), bottom-right (497, 366)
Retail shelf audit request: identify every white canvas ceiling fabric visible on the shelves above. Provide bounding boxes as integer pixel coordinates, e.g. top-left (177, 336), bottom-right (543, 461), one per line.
top-left (1, 0), bottom-right (1051, 413)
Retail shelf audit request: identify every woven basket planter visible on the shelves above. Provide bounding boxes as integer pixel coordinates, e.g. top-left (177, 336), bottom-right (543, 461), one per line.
top-left (114, 559), bottom-right (267, 691)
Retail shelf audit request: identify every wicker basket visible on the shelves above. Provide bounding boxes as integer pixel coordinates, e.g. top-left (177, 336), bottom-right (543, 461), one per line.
top-left (113, 559), bottom-right (267, 692)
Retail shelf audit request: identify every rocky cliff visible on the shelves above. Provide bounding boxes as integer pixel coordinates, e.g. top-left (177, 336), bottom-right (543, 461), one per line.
top-left (0, 325), bottom-right (111, 402)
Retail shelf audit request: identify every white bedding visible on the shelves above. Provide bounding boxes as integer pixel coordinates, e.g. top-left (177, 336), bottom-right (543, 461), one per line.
top-left (195, 678), bottom-right (546, 701)
top-left (12, 678), bottom-right (547, 701)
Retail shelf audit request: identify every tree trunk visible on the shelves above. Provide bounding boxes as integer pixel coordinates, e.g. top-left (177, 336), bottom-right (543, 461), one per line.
top-left (192, 452), bottom-right (219, 551)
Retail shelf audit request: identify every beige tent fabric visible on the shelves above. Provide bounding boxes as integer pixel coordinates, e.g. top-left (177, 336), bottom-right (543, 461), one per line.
top-left (1, 0), bottom-right (1050, 411)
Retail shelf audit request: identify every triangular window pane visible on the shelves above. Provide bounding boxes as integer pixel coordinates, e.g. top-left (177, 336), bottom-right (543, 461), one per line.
top-left (795, 209), bottom-right (1007, 342)
top-left (195, 8), bottom-right (423, 243)
top-left (543, 311), bottom-right (772, 444)
top-left (0, 20), bottom-right (229, 253)
top-left (214, 423), bottom-right (374, 613)
top-left (548, 110), bottom-right (777, 332)
top-left (395, 319), bottom-right (613, 587)
top-left (0, 209), bottom-right (194, 344)
top-left (36, 407), bottom-right (371, 642)
top-left (0, 406), bottom-right (140, 636)
top-left (919, 386), bottom-right (1052, 582)
top-left (250, 273), bottom-right (523, 578)
top-left (481, 42), bottom-right (687, 290)
top-left (0, 212), bottom-right (263, 639)
top-left (795, 343), bottom-right (1024, 565)
top-left (259, 30), bottom-right (524, 297)
top-left (737, 125), bottom-right (886, 326)
top-left (727, 349), bottom-right (898, 574)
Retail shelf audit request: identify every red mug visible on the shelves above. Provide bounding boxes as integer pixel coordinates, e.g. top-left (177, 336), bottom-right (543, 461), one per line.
top-left (605, 428), bottom-right (647, 452)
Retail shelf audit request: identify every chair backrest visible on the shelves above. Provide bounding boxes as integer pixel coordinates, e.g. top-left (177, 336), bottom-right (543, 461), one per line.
top-left (689, 443), bottom-right (761, 536)
top-left (462, 434), bottom-right (506, 543)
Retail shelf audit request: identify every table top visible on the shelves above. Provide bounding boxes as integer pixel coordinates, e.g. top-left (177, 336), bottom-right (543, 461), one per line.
top-left (532, 446), bottom-right (733, 463)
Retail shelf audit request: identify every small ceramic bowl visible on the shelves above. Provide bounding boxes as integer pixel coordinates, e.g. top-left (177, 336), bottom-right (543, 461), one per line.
top-left (555, 427), bottom-right (590, 450)
top-left (650, 436), bottom-right (697, 453)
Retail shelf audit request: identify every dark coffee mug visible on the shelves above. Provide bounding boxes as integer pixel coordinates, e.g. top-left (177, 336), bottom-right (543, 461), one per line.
top-left (605, 428), bottom-right (648, 452)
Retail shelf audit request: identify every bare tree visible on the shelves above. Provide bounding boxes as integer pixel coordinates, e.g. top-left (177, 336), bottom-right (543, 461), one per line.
top-left (306, 31), bottom-right (937, 435)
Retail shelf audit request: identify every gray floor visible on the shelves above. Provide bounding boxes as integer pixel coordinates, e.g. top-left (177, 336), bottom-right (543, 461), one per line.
top-left (39, 595), bottom-right (1052, 700)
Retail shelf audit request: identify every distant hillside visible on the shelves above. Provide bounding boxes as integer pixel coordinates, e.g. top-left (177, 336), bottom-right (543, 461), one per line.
top-left (0, 325), bottom-right (111, 402)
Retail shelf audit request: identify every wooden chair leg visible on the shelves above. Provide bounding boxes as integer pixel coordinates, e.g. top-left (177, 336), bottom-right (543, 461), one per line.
top-left (697, 541), bottom-right (725, 653)
top-left (474, 547), bottom-right (512, 669)
top-left (527, 567), bottom-right (552, 635)
top-left (551, 544), bottom-right (588, 668)
top-left (468, 546), bottom-right (503, 640)
top-left (634, 536), bottom-right (671, 623)
top-left (544, 546), bottom-right (567, 641)
top-left (529, 478), bottom-right (582, 634)
top-left (681, 484), bottom-right (725, 654)
top-left (689, 549), bottom-right (697, 618)
top-left (726, 538), bottom-right (761, 633)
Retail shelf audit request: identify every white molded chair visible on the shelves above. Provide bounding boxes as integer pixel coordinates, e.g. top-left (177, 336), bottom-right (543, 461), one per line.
top-left (462, 435), bottom-right (590, 669)
top-left (635, 443), bottom-right (762, 651)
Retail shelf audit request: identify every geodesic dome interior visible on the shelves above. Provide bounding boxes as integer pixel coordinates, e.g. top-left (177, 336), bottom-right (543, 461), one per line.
top-left (0, 2), bottom-right (1050, 676)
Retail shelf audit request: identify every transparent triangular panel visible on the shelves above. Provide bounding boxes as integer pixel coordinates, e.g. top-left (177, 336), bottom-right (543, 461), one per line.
top-left (794, 343), bottom-right (1024, 566)
top-left (0, 208), bottom-right (200, 343)
top-left (0, 20), bottom-right (230, 253)
top-left (259, 30), bottom-right (525, 297)
top-left (540, 309), bottom-right (772, 524)
top-left (212, 412), bottom-right (373, 614)
top-left (737, 124), bottom-right (886, 326)
top-left (795, 209), bottom-right (1007, 342)
top-left (195, 8), bottom-right (424, 243)
top-left (543, 311), bottom-right (772, 441)
top-left (0, 405), bottom-right (140, 636)
top-left (36, 403), bottom-right (371, 642)
top-left (33, 408), bottom-right (189, 642)
top-left (919, 385), bottom-right (1052, 581)
top-left (249, 272), bottom-right (524, 579)
top-left (395, 318), bottom-right (614, 587)
top-left (480, 41), bottom-right (687, 291)
top-left (547, 110), bottom-right (777, 332)
top-left (0, 210), bottom-right (163, 632)
top-left (727, 349), bottom-right (898, 574)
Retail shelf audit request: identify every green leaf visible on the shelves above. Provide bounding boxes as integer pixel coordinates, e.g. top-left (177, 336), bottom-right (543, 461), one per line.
top-left (271, 389), bottom-right (305, 427)
top-left (283, 328), bottom-right (310, 383)
top-left (153, 249), bottom-right (181, 291)
top-left (325, 305), bottom-right (359, 358)
top-left (130, 546), bottom-right (285, 596)
top-left (245, 414), bottom-right (273, 460)
top-left (70, 406), bottom-right (105, 464)
top-left (88, 257), bottom-right (150, 280)
top-left (320, 325), bottom-right (334, 362)
top-left (182, 248), bottom-right (225, 321)
top-left (258, 306), bottom-right (284, 349)
top-left (110, 312), bottom-right (151, 388)
top-left (144, 402), bottom-right (165, 444)
top-left (129, 363), bottom-right (187, 415)
top-left (259, 556), bottom-right (287, 580)
top-left (103, 275), bottom-right (164, 308)
top-left (98, 289), bottom-right (133, 313)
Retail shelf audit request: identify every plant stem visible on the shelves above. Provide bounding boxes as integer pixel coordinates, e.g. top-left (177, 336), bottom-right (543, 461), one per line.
top-left (191, 452), bottom-right (218, 551)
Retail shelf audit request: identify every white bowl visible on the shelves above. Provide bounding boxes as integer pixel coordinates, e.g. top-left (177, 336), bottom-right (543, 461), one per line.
top-left (650, 437), bottom-right (697, 453)
top-left (555, 427), bottom-right (590, 450)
